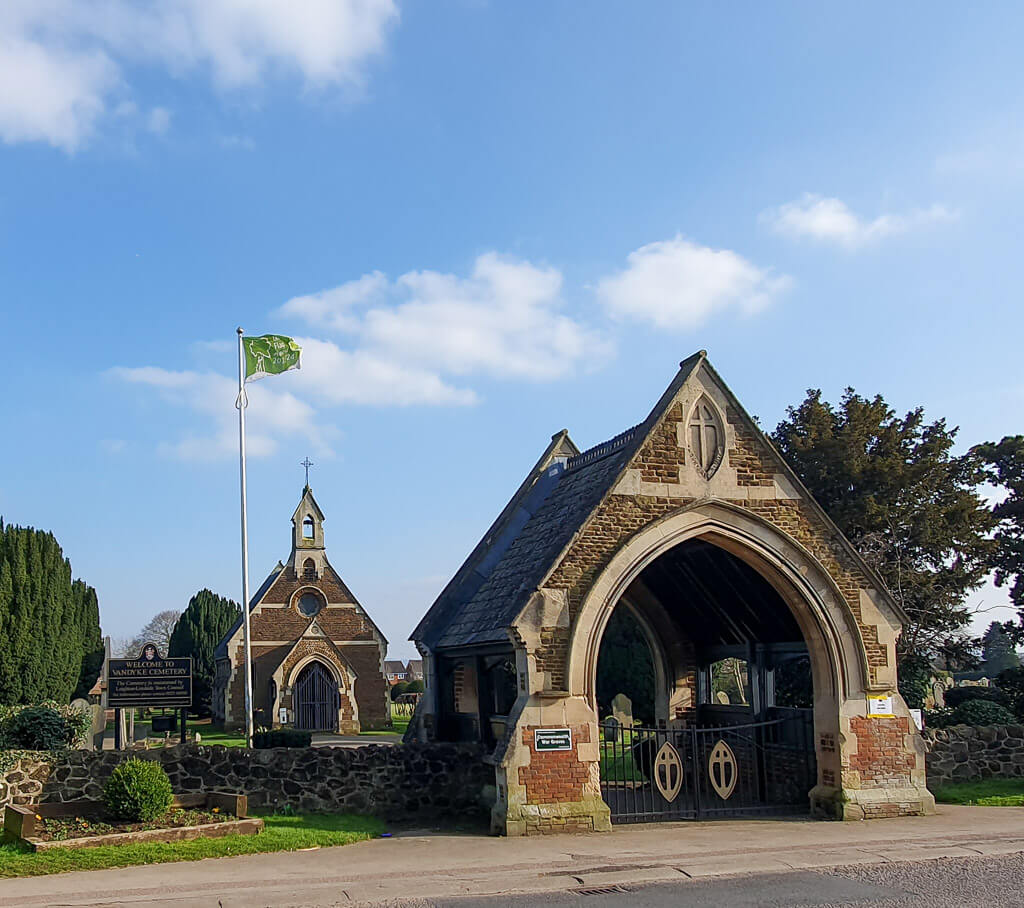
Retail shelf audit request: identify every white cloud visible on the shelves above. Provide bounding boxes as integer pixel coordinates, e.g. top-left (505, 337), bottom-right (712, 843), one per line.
top-left (291, 339), bottom-right (477, 407)
top-left (111, 238), bottom-right (789, 461)
top-left (0, 32), bottom-right (118, 150)
top-left (0, 0), bottom-right (399, 151)
top-left (596, 236), bottom-right (790, 331)
top-left (280, 271), bottom-right (388, 334)
top-left (109, 365), bottom-right (335, 461)
top-left (279, 252), bottom-right (610, 387)
top-left (112, 252), bottom-right (612, 459)
top-left (762, 194), bottom-right (956, 249)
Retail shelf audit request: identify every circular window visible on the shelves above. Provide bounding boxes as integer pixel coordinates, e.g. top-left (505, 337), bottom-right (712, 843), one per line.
top-left (297, 592), bottom-right (323, 617)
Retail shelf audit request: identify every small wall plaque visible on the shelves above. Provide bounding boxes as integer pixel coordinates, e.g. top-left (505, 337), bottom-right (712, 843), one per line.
top-left (867, 695), bottom-right (894, 717)
top-left (534, 727), bottom-right (572, 752)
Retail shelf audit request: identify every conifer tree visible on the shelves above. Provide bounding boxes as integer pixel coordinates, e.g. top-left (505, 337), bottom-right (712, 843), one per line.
top-left (982, 621), bottom-right (1020, 675)
top-left (975, 436), bottom-right (1024, 640)
top-left (0, 520), bottom-right (103, 704)
top-left (773, 390), bottom-right (994, 661)
top-left (168, 589), bottom-right (240, 712)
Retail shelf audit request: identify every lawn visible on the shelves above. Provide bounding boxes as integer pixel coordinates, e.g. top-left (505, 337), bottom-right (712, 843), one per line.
top-left (0, 812), bottom-right (384, 879)
top-left (599, 730), bottom-right (647, 783)
top-left (932, 778), bottom-right (1024, 807)
top-left (359, 706), bottom-right (410, 737)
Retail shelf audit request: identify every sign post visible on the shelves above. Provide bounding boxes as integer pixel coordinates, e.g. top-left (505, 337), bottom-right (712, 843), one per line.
top-left (107, 644), bottom-right (193, 747)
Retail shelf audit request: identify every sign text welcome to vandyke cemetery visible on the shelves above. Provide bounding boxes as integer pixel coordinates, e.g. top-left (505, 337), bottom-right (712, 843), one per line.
top-left (107, 643), bottom-right (192, 708)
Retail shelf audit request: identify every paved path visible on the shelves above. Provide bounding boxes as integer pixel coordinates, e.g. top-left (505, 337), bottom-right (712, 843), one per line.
top-left (417, 853), bottom-right (1024, 907)
top-left (1, 806), bottom-right (1022, 907)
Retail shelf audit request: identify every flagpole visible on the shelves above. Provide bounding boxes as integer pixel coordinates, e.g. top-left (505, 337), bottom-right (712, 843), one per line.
top-left (236, 327), bottom-right (254, 748)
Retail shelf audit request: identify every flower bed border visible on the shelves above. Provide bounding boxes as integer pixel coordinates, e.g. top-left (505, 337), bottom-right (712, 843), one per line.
top-left (3, 792), bottom-right (263, 852)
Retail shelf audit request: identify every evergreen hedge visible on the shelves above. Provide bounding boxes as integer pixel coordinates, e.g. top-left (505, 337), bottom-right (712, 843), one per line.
top-left (0, 521), bottom-right (104, 704)
top-left (168, 589), bottom-right (240, 715)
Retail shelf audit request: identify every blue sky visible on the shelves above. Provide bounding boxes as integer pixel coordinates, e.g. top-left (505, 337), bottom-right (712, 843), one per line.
top-left (1, 3), bottom-right (1021, 659)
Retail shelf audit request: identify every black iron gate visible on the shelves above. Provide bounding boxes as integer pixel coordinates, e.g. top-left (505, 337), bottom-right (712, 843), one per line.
top-left (600, 709), bottom-right (815, 823)
top-left (293, 661), bottom-right (340, 732)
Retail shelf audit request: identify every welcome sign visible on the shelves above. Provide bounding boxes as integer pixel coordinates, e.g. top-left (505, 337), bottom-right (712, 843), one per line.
top-left (107, 643), bottom-right (192, 708)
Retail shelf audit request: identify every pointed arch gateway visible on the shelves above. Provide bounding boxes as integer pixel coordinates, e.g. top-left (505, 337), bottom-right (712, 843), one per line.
top-left (573, 502), bottom-right (861, 821)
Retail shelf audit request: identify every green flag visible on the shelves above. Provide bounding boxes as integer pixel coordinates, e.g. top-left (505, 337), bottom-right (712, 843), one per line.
top-left (243, 334), bottom-right (302, 382)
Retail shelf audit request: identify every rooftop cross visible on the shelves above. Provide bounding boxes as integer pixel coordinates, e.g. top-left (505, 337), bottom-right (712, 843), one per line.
top-left (301, 457), bottom-right (314, 487)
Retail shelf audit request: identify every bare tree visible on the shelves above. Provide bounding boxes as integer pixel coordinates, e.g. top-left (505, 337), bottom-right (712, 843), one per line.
top-left (127, 610), bottom-right (182, 656)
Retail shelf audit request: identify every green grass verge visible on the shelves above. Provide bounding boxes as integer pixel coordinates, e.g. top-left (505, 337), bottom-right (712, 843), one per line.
top-left (932, 778), bottom-right (1024, 806)
top-left (0, 813), bottom-right (384, 879)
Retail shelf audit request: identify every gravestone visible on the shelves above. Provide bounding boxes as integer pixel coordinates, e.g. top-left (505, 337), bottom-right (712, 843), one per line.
top-left (604, 715), bottom-right (621, 743)
top-left (68, 699), bottom-right (95, 751)
top-left (715, 690), bottom-right (731, 704)
top-left (610, 693), bottom-right (633, 729)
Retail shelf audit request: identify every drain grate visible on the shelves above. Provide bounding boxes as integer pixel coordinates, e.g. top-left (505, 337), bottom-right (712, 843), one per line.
top-left (570, 885), bottom-right (634, 896)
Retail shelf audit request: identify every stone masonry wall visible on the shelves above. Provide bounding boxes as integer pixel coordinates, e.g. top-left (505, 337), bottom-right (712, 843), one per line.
top-left (923, 724), bottom-right (1024, 788)
top-left (539, 401), bottom-right (892, 693)
top-left (1, 744), bottom-right (491, 821)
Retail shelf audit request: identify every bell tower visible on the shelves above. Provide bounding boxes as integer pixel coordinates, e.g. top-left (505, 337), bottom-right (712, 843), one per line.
top-left (291, 485), bottom-right (326, 580)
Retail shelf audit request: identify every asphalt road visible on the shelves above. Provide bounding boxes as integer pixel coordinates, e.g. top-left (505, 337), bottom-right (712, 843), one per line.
top-left (393, 853), bottom-right (1024, 908)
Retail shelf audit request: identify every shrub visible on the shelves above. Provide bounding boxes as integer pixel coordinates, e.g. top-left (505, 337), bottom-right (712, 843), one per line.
top-left (997, 667), bottom-right (1024, 720)
top-left (2, 705), bottom-right (77, 750)
top-left (923, 708), bottom-right (954, 729)
top-left (252, 728), bottom-right (312, 749)
top-left (103, 758), bottom-right (173, 821)
top-left (897, 654), bottom-right (932, 710)
top-left (949, 699), bottom-right (1017, 726)
top-left (0, 702), bottom-right (91, 750)
top-left (943, 685), bottom-right (1010, 710)
top-left (390, 681), bottom-right (409, 698)
top-left (405, 679), bottom-right (425, 694)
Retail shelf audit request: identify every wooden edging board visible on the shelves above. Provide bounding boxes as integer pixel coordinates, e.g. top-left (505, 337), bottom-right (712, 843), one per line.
top-left (3, 791), bottom-right (258, 852)
top-left (25, 817), bottom-right (264, 852)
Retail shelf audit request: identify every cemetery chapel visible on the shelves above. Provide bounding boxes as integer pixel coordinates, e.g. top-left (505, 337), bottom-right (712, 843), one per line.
top-left (213, 485), bottom-right (389, 733)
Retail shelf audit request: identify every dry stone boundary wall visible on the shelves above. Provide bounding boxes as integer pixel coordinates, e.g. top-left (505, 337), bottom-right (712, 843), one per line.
top-left (923, 725), bottom-right (1024, 787)
top-left (6, 728), bottom-right (1023, 819)
top-left (1, 744), bottom-right (491, 821)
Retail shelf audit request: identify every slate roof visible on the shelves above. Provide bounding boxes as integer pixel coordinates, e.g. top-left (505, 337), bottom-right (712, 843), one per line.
top-left (213, 563), bottom-right (285, 660)
top-left (384, 660), bottom-right (407, 675)
top-left (413, 353), bottom-right (706, 652)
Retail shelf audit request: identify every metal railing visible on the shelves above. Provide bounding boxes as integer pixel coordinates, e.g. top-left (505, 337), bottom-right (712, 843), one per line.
top-left (599, 710), bottom-right (815, 823)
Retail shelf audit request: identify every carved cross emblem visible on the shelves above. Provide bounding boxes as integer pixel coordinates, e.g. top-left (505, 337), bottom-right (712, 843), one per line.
top-left (708, 739), bottom-right (738, 800)
top-left (654, 741), bottom-right (683, 803)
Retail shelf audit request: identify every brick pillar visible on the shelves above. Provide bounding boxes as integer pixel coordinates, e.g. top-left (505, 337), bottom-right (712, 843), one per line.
top-left (493, 693), bottom-right (612, 836)
top-left (830, 696), bottom-right (935, 819)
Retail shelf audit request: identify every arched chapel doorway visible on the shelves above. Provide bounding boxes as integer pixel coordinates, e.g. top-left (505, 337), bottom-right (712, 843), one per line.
top-left (293, 660), bottom-right (340, 732)
top-left (590, 534), bottom-right (825, 822)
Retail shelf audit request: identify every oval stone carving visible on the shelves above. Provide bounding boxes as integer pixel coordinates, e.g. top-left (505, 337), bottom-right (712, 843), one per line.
top-left (708, 739), bottom-right (738, 800)
top-left (653, 741), bottom-right (683, 803)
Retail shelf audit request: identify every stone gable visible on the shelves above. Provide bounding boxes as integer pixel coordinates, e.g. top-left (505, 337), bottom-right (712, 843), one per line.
top-left (533, 367), bottom-right (895, 691)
